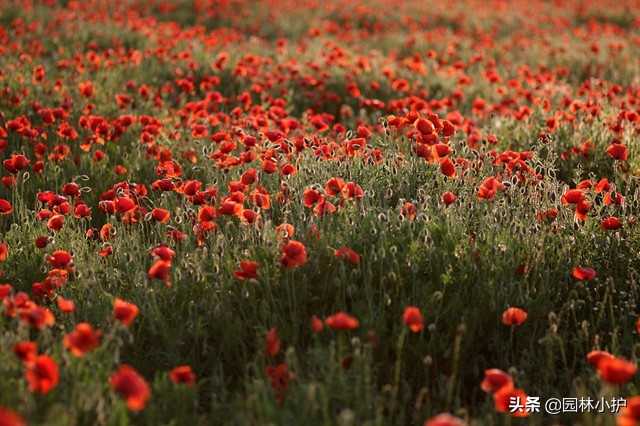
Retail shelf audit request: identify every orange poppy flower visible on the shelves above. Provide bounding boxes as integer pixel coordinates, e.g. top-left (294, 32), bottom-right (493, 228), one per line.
top-left (402, 306), bottom-right (424, 332)
top-left (110, 365), bottom-right (151, 411)
top-left (325, 312), bottom-right (359, 331)
top-left (501, 307), bottom-right (527, 326)
top-left (63, 323), bottom-right (102, 357)
top-left (113, 298), bottom-right (139, 327)
top-left (280, 241), bottom-right (307, 270)
top-left (25, 355), bottom-right (59, 394)
top-left (169, 366), bottom-right (196, 387)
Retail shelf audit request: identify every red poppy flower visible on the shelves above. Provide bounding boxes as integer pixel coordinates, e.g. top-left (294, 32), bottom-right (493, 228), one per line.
top-left (63, 323), bottom-right (102, 357)
top-left (25, 355), bottom-right (59, 394)
top-left (3, 154), bottom-right (29, 174)
top-left (62, 182), bottom-right (81, 197)
top-left (35, 236), bottom-right (49, 249)
top-left (481, 369), bottom-right (514, 393)
top-left (441, 192), bottom-right (456, 206)
top-left (617, 395), bottom-right (640, 426)
top-left (110, 365), bottom-right (151, 411)
top-left (325, 312), bottom-right (359, 331)
top-left (218, 200), bottom-right (243, 216)
top-left (575, 200), bottom-right (591, 221)
top-left (602, 217), bottom-right (622, 230)
top-left (439, 157), bottom-right (456, 178)
top-left (535, 208), bottom-right (558, 223)
top-left (20, 305), bottom-right (55, 329)
top-left (493, 387), bottom-right (529, 417)
top-left (0, 407), bottom-right (25, 426)
top-left (233, 260), bottom-right (258, 280)
top-left (265, 328), bottom-right (280, 356)
top-left (0, 242), bottom-right (7, 262)
top-left (313, 199), bottom-right (336, 217)
top-left (148, 260), bottom-right (171, 286)
top-left (325, 177), bottom-right (345, 196)
top-left (303, 189), bottom-right (323, 207)
top-left (606, 144), bottom-right (627, 161)
top-left (57, 296), bottom-right (75, 313)
top-left (198, 206), bottom-right (216, 222)
top-left (587, 350), bottom-right (615, 367)
top-left (501, 307), bottom-right (527, 326)
top-left (597, 356), bottom-right (637, 384)
top-left (0, 199), bottom-right (14, 214)
top-left (47, 215), bottom-right (64, 232)
top-left (561, 189), bottom-right (585, 205)
top-left (423, 413), bottom-right (466, 426)
top-left (13, 341), bottom-right (37, 366)
top-left (266, 363), bottom-right (291, 404)
top-left (341, 182), bottom-right (364, 200)
top-left (279, 241), bottom-right (307, 270)
top-left (113, 298), bottom-right (139, 327)
top-left (169, 366), bottom-right (196, 387)
top-left (334, 247), bottom-right (360, 265)
top-left (402, 306), bottom-right (424, 332)
top-left (401, 202), bottom-right (416, 220)
top-left (311, 315), bottom-right (324, 332)
top-left (280, 164), bottom-right (297, 176)
top-left (415, 117), bottom-right (435, 135)
top-left (46, 250), bottom-right (72, 269)
top-left (573, 267), bottom-right (596, 280)
top-left (477, 177), bottom-right (505, 200)
top-left (151, 208), bottom-right (170, 223)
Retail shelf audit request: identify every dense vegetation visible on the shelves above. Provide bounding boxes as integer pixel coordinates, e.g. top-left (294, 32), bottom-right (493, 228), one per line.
top-left (1, 0), bottom-right (640, 424)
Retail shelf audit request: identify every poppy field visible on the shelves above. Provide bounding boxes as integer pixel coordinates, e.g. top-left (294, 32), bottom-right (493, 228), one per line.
top-left (2, 0), bottom-right (640, 424)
